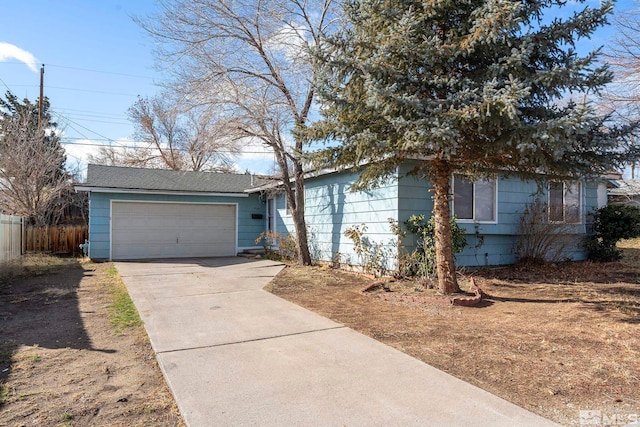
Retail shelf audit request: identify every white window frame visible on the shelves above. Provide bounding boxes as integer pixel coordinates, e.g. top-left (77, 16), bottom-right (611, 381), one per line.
top-left (548, 181), bottom-right (582, 224)
top-left (451, 175), bottom-right (498, 224)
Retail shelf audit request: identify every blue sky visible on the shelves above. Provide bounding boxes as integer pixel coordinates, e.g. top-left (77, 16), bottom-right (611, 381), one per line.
top-left (0, 0), bottom-right (637, 179)
top-left (0, 0), bottom-right (275, 177)
top-left (1, 1), bottom-right (160, 176)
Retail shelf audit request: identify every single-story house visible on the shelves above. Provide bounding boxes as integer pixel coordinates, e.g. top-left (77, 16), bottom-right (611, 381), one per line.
top-left (252, 162), bottom-right (607, 268)
top-left (77, 163), bottom-right (608, 266)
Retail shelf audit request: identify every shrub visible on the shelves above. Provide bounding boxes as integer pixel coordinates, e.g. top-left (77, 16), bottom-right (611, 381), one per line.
top-left (586, 204), bottom-right (640, 262)
top-left (343, 224), bottom-right (392, 277)
top-left (515, 199), bottom-right (576, 264)
top-left (401, 214), bottom-right (467, 279)
top-left (255, 230), bottom-right (297, 261)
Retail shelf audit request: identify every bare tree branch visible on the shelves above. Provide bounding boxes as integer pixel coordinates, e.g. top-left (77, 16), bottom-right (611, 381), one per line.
top-left (89, 94), bottom-right (240, 172)
top-left (138, 0), bottom-right (339, 265)
top-left (601, 6), bottom-right (640, 175)
top-left (0, 94), bottom-right (73, 225)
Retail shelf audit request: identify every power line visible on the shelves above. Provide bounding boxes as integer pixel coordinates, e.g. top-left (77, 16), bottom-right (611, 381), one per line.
top-left (53, 111), bottom-right (274, 155)
top-left (0, 75), bottom-right (14, 93)
top-left (59, 116), bottom-right (130, 126)
top-left (2, 69), bottom-right (136, 149)
top-left (52, 110), bottom-right (130, 150)
top-left (1, 60), bottom-right (155, 80)
top-left (45, 63), bottom-right (155, 80)
top-left (63, 137), bottom-right (135, 142)
top-left (8, 84), bottom-right (138, 97)
top-left (54, 109), bottom-right (128, 120)
top-left (53, 111), bottom-right (274, 156)
top-left (3, 67), bottom-right (274, 161)
top-left (59, 139), bottom-right (274, 155)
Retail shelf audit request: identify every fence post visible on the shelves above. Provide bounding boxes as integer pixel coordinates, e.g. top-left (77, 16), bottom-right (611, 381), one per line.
top-left (0, 213), bottom-right (25, 262)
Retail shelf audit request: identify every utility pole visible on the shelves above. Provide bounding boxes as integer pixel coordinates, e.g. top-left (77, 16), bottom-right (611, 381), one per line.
top-left (38, 64), bottom-right (44, 128)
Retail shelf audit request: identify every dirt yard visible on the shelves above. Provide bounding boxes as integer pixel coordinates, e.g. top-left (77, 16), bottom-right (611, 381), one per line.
top-left (1, 245), bottom-right (638, 427)
top-left (0, 258), bottom-right (183, 427)
top-left (267, 242), bottom-right (640, 426)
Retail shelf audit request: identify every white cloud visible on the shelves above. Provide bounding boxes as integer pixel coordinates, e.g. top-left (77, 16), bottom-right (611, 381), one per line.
top-left (233, 138), bottom-right (276, 174)
top-left (239, 138), bottom-right (275, 161)
top-left (63, 138), bottom-right (135, 179)
top-left (265, 23), bottom-right (310, 64)
top-left (0, 42), bottom-right (39, 73)
top-left (63, 138), bottom-right (104, 166)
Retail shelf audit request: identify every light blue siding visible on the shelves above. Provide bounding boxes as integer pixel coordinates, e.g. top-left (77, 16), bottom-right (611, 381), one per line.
top-left (88, 192), bottom-right (264, 260)
top-left (398, 175), bottom-right (599, 267)
top-left (275, 169), bottom-right (399, 269)
top-left (272, 167), bottom-right (599, 270)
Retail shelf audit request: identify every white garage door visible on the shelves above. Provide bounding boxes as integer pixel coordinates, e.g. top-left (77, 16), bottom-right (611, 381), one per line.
top-left (111, 202), bottom-right (236, 260)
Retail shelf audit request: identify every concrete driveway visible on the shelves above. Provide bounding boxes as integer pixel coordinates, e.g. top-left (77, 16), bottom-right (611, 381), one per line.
top-left (116, 257), bottom-right (559, 427)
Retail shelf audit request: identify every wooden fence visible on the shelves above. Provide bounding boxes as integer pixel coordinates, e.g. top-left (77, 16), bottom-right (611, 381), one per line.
top-left (0, 213), bottom-right (23, 263)
top-left (25, 224), bottom-right (88, 256)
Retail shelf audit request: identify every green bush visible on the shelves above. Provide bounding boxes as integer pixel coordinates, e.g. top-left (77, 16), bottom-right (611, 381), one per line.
top-left (343, 224), bottom-right (392, 277)
top-left (402, 214), bottom-right (467, 278)
top-left (586, 205), bottom-right (640, 262)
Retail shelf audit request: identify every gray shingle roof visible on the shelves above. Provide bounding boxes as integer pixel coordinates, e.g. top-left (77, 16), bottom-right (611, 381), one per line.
top-left (609, 179), bottom-right (640, 196)
top-left (82, 164), bottom-right (264, 193)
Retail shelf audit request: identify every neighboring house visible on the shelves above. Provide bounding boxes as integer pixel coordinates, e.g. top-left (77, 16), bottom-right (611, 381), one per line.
top-left (75, 164), bottom-right (266, 260)
top-left (250, 162), bottom-right (607, 268)
top-left (77, 163), bottom-right (606, 267)
top-left (608, 179), bottom-right (640, 207)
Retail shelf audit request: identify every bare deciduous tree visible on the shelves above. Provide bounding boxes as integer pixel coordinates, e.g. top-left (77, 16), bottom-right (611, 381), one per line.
top-left (89, 94), bottom-right (239, 172)
top-left (603, 8), bottom-right (640, 119)
top-left (601, 7), bottom-right (640, 176)
top-left (88, 144), bottom-right (151, 170)
top-left (138, 0), bottom-right (339, 265)
top-left (0, 93), bottom-right (72, 226)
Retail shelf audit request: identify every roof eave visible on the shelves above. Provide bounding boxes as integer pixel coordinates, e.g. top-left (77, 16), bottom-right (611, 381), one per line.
top-left (74, 186), bottom-right (249, 198)
top-left (245, 167), bottom-right (344, 193)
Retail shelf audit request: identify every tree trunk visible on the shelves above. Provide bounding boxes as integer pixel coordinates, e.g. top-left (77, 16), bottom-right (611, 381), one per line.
top-left (291, 165), bottom-right (312, 265)
top-left (272, 141), bottom-right (312, 266)
top-left (430, 159), bottom-right (460, 294)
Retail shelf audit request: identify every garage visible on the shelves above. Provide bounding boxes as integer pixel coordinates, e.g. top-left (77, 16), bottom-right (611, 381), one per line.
top-left (111, 201), bottom-right (237, 260)
top-left (76, 165), bottom-right (266, 261)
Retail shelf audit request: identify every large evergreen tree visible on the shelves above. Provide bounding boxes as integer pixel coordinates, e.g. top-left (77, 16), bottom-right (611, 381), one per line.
top-left (312, 0), bottom-right (637, 293)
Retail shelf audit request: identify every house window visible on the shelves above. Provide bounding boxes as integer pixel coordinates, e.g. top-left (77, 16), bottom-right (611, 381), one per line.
top-left (452, 175), bottom-right (496, 222)
top-left (549, 181), bottom-right (581, 223)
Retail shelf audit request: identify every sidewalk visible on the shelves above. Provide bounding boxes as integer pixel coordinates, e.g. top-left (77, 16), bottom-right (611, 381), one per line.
top-left (116, 257), bottom-right (559, 426)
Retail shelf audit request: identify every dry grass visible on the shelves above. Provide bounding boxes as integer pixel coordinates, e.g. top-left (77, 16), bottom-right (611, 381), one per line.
top-left (268, 240), bottom-right (640, 426)
top-left (0, 261), bottom-right (183, 426)
top-left (0, 254), bottom-right (78, 287)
